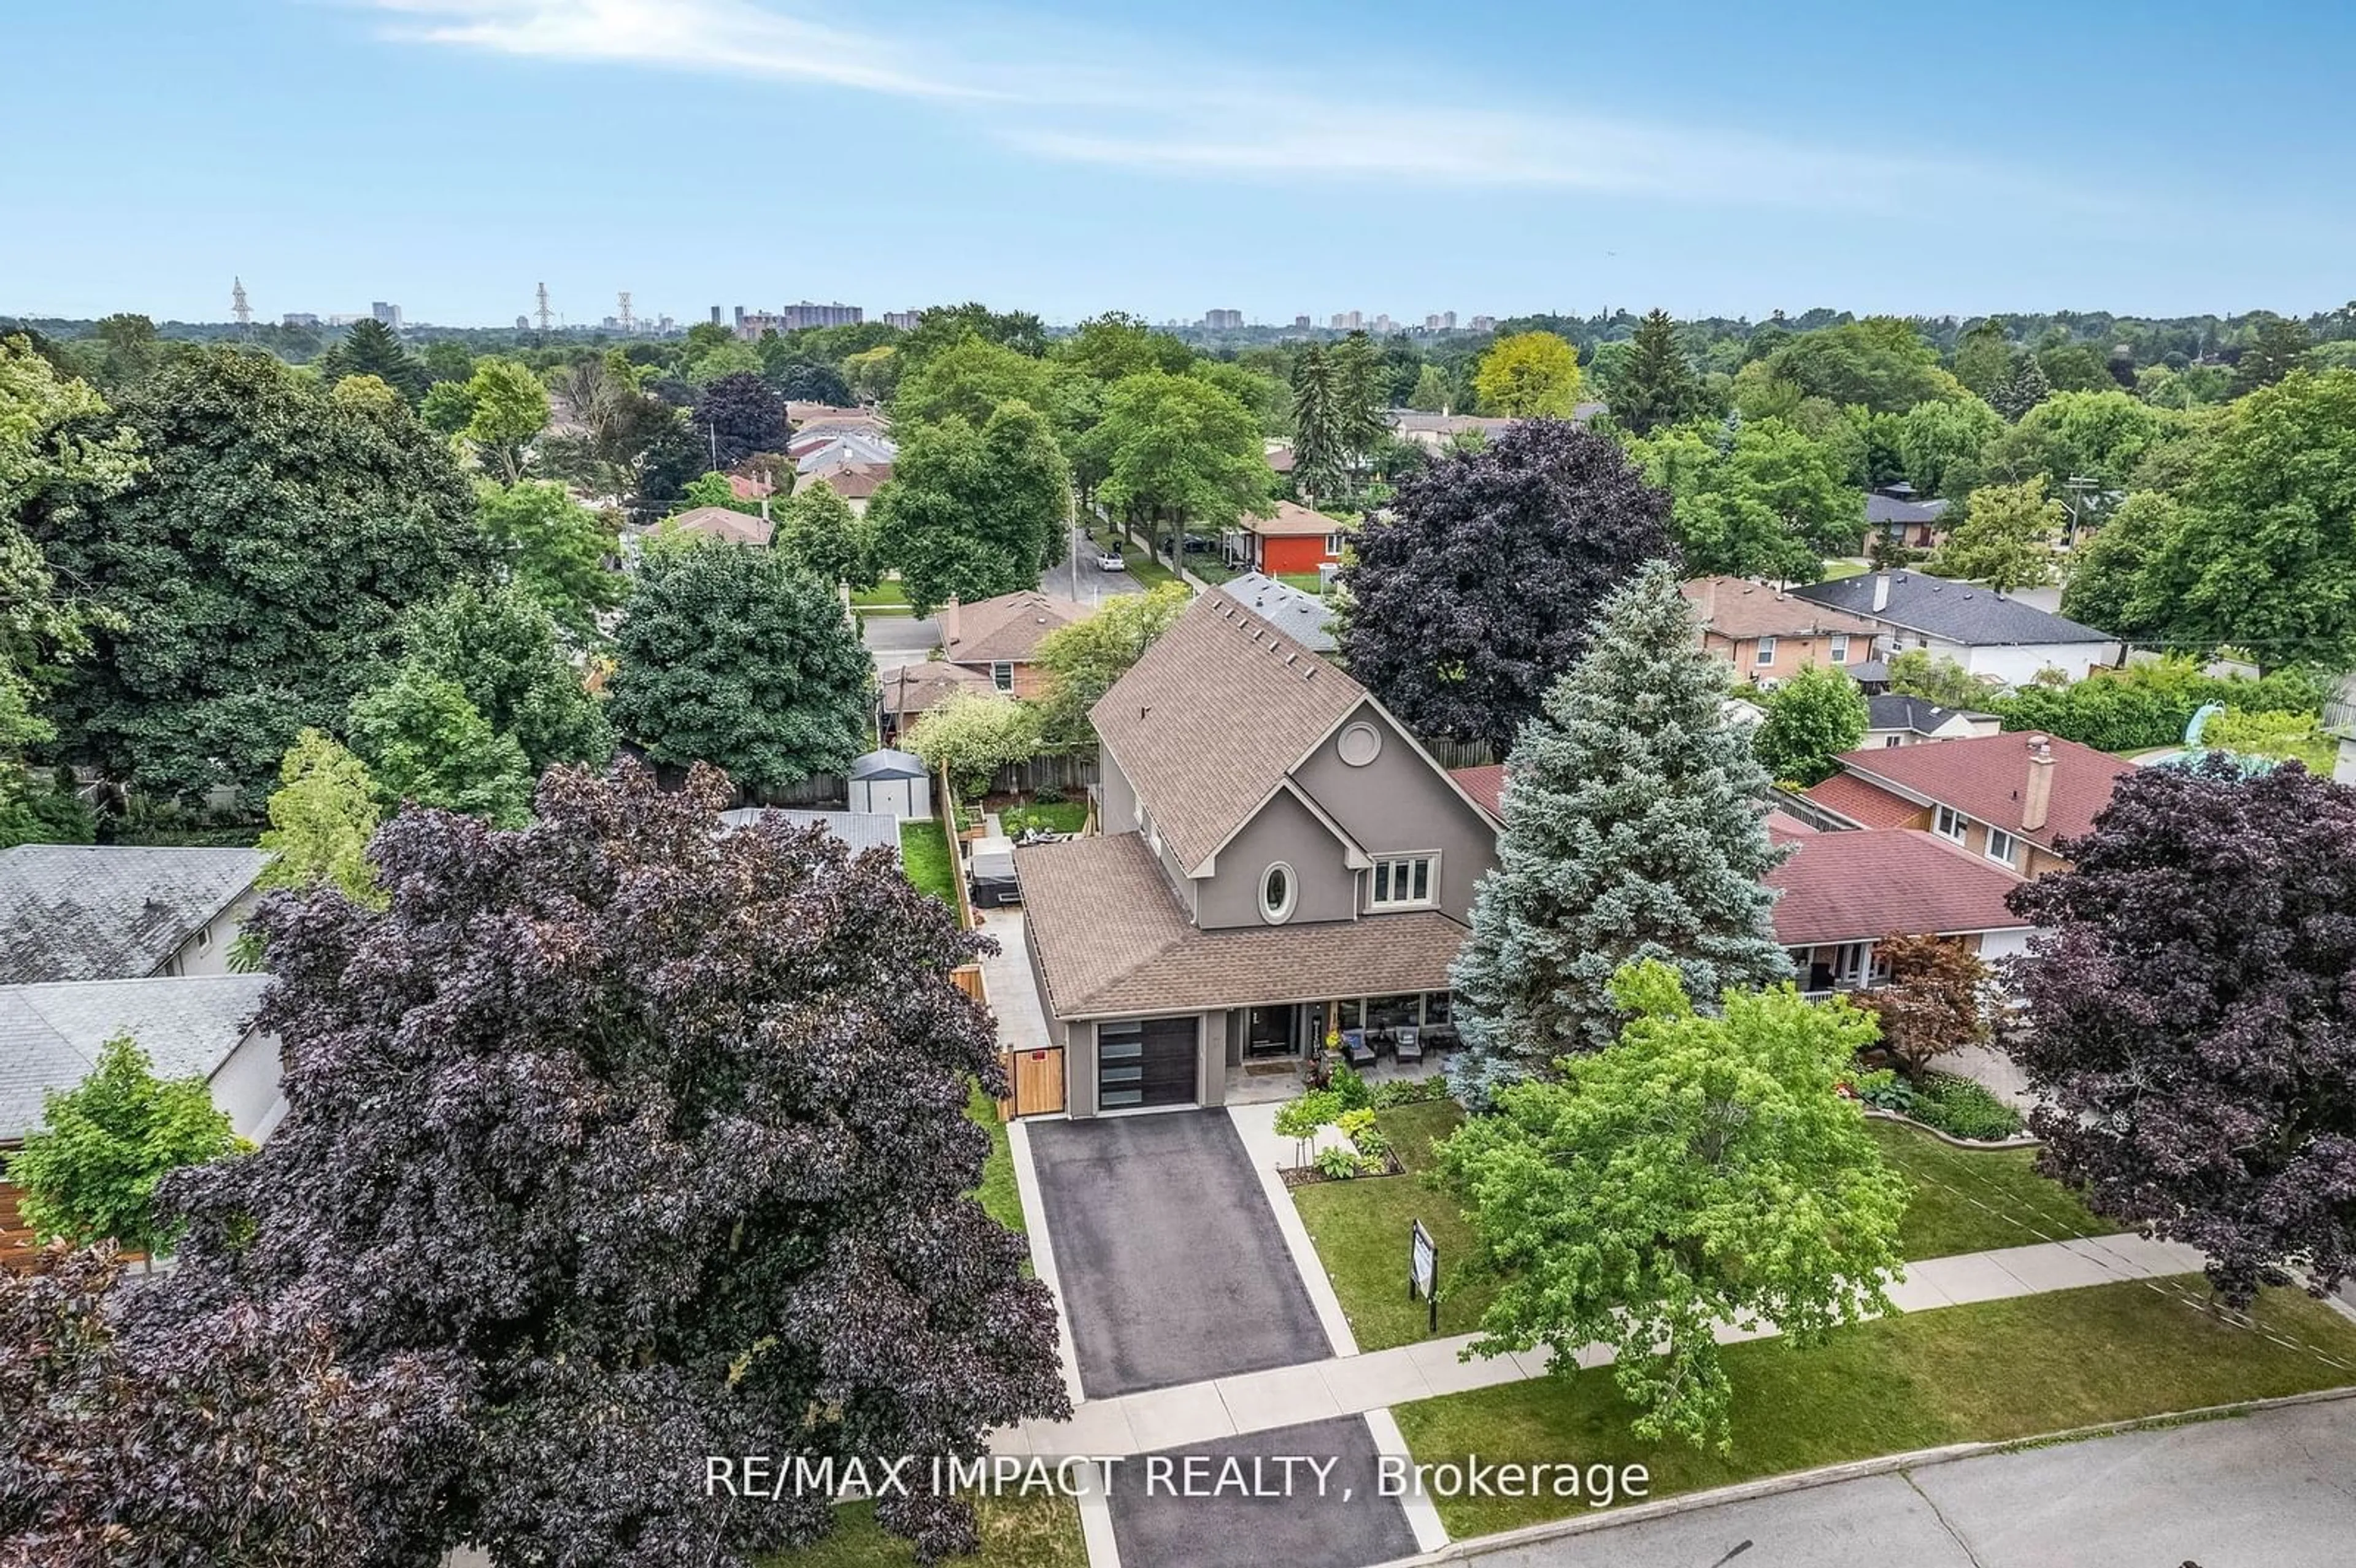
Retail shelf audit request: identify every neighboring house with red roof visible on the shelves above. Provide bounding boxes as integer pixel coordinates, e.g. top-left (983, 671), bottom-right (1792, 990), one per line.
top-left (1681, 575), bottom-right (1882, 686)
top-left (1013, 591), bottom-right (1499, 1116)
top-left (1223, 499), bottom-right (1352, 577)
top-left (799, 461), bottom-right (891, 513)
top-left (940, 590), bottom-right (1086, 699)
top-left (1803, 731), bottom-right (2135, 878)
top-left (665, 505), bottom-right (774, 548)
top-left (1764, 822), bottom-right (2033, 994)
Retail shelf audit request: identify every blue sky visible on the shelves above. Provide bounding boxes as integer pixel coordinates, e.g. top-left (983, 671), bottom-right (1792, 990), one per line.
top-left (6, 0), bottom-right (2352, 326)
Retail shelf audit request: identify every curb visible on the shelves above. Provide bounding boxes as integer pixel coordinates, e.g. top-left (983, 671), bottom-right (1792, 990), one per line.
top-left (1384, 1384), bottom-right (2356, 1565)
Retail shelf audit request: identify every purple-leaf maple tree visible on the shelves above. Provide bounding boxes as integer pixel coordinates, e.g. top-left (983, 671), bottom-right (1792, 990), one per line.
top-left (2005, 756), bottom-right (2356, 1304)
top-left (143, 761), bottom-right (1068, 1566)
top-left (1338, 418), bottom-right (1673, 755)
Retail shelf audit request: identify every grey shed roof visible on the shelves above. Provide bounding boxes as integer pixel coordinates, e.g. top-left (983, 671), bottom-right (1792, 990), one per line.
top-left (717, 808), bottom-right (903, 859)
top-left (1792, 572), bottom-right (2115, 647)
top-left (0, 844), bottom-right (268, 984)
top-left (1865, 488), bottom-right (1952, 526)
top-left (0, 974), bottom-right (271, 1142)
top-left (850, 748), bottom-right (928, 780)
top-left (1215, 572), bottom-right (1337, 653)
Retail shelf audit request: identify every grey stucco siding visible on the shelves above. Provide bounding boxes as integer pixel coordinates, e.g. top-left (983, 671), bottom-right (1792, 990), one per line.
top-left (1194, 786), bottom-right (1358, 931)
top-left (1293, 703), bottom-right (1498, 922)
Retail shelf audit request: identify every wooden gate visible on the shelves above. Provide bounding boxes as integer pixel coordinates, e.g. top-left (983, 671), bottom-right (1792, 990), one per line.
top-left (998, 1046), bottom-right (1066, 1118)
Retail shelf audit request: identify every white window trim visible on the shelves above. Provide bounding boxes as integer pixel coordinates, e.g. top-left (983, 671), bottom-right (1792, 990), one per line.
top-left (1754, 636), bottom-right (1777, 666)
top-left (1828, 634), bottom-right (1849, 664)
top-left (1323, 532), bottom-right (1345, 555)
top-left (1984, 828), bottom-right (2018, 866)
top-left (1260, 861), bottom-right (1297, 924)
top-left (1933, 804), bottom-right (1968, 844)
top-left (1368, 851), bottom-right (1440, 911)
top-left (990, 661), bottom-right (1015, 692)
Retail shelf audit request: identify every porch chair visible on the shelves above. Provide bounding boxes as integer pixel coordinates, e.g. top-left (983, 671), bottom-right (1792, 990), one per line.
top-left (1391, 1026), bottom-right (1423, 1066)
top-left (1340, 1028), bottom-right (1377, 1072)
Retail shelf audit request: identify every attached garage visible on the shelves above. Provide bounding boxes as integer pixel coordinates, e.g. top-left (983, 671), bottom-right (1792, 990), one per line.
top-left (1095, 1017), bottom-right (1199, 1110)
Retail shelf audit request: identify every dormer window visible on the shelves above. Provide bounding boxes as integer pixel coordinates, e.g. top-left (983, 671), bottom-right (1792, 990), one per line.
top-left (1260, 863), bottom-right (1296, 924)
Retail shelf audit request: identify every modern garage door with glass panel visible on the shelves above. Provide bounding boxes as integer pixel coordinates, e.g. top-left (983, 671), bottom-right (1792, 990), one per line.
top-left (1096, 1017), bottom-right (1198, 1110)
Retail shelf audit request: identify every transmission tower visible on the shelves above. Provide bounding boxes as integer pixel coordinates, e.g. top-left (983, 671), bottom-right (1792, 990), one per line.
top-left (534, 282), bottom-right (553, 334)
top-left (231, 277), bottom-right (252, 331)
top-left (617, 290), bottom-right (635, 333)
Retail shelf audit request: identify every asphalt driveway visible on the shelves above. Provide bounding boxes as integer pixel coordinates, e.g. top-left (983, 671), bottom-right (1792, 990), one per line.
top-left (1028, 1110), bottom-right (1328, 1398)
top-left (1107, 1416), bottom-right (1419, 1568)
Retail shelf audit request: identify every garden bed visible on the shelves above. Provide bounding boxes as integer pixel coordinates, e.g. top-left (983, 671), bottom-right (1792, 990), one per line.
top-left (1277, 1148), bottom-right (1406, 1188)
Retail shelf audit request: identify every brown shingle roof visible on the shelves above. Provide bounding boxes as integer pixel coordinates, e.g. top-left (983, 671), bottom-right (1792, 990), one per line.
top-left (1239, 499), bottom-right (1347, 537)
top-left (1766, 829), bottom-right (2029, 947)
top-left (879, 661), bottom-right (997, 717)
top-left (1681, 577), bottom-right (1882, 642)
top-left (807, 462), bottom-right (891, 501)
top-left (668, 506), bottom-right (774, 547)
top-left (1015, 833), bottom-right (1465, 1018)
top-left (1091, 593), bottom-right (1367, 874)
top-left (1803, 772), bottom-right (1923, 829)
top-left (942, 590), bottom-right (1085, 667)
top-left (1826, 732), bottom-right (2134, 850)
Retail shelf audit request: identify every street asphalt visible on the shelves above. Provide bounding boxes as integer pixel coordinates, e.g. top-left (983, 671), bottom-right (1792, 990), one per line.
top-left (1469, 1396), bottom-right (2356, 1568)
top-left (1106, 1416), bottom-right (1420, 1568)
top-left (1026, 1110), bottom-right (1328, 1399)
top-left (860, 612), bottom-right (941, 671)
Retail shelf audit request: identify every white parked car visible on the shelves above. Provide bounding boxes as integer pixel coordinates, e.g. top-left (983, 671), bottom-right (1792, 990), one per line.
top-left (1092, 547), bottom-right (1126, 572)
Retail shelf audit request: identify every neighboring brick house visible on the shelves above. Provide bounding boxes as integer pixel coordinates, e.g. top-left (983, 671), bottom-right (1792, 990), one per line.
top-left (1680, 575), bottom-right (1882, 685)
top-left (1791, 571), bottom-right (2122, 687)
top-left (1762, 813), bottom-right (2033, 994)
top-left (1804, 731), bottom-right (2136, 878)
top-left (1861, 694), bottom-right (2002, 749)
top-left (666, 505), bottom-right (775, 548)
top-left (802, 461), bottom-right (891, 514)
top-left (877, 659), bottom-right (1000, 745)
top-left (1, 844), bottom-right (268, 984)
top-left (940, 589), bottom-right (1087, 698)
top-left (1865, 482), bottom-right (1951, 551)
top-left (1224, 499), bottom-right (1351, 577)
top-left (1014, 592), bottom-right (1499, 1115)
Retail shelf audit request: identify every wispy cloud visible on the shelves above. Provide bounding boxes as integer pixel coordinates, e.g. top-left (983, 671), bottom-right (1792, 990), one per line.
top-left (360, 0), bottom-right (2049, 212)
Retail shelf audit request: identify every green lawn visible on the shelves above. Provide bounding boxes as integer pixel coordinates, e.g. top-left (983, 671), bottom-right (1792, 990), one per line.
top-left (1120, 549), bottom-right (1185, 591)
top-left (1277, 571), bottom-right (1327, 592)
top-left (1820, 558), bottom-right (1870, 580)
top-left (760, 1492), bottom-right (1084, 1568)
top-left (1292, 1102), bottom-right (1498, 1350)
top-left (1295, 1109), bottom-right (2127, 1353)
top-left (899, 819), bottom-right (959, 909)
top-left (1392, 1277), bottom-right (2356, 1540)
top-left (1868, 1121), bottom-right (2115, 1259)
top-left (1000, 801), bottom-right (1087, 836)
top-left (969, 1083), bottom-right (1025, 1235)
top-left (850, 578), bottom-right (911, 609)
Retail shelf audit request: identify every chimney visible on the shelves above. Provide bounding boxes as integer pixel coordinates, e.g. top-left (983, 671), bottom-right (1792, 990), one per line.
top-left (2022, 734), bottom-right (2055, 833)
top-left (1871, 572), bottom-right (1892, 614)
top-left (942, 595), bottom-right (961, 647)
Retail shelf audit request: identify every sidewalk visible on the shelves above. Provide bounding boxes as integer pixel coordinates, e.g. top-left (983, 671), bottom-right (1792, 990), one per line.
top-left (994, 1231), bottom-right (2209, 1462)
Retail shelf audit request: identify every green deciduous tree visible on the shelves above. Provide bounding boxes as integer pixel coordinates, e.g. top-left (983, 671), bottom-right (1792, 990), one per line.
top-left (1436, 960), bottom-right (1904, 1449)
top-left (1474, 331), bottom-right (1584, 417)
top-left (774, 480), bottom-right (875, 589)
top-left (455, 358), bottom-right (550, 482)
top-left (1450, 564), bottom-right (1790, 1096)
top-left (1090, 371), bottom-right (1269, 569)
top-left (347, 665), bottom-right (534, 828)
top-left (871, 401), bottom-right (1071, 618)
top-left (1408, 363), bottom-right (1451, 413)
top-left (1634, 417), bottom-right (1861, 581)
top-left (1735, 318), bottom-right (1960, 417)
top-left (1612, 309), bottom-right (1709, 435)
top-left (1928, 476), bottom-right (2065, 593)
top-left (606, 542), bottom-right (873, 794)
top-left (1981, 388), bottom-right (2186, 495)
top-left (1885, 648), bottom-right (1993, 710)
top-left (2231, 316), bottom-right (2312, 396)
top-left (1752, 663), bottom-right (1869, 784)
top-left (474, 479), bottom-right (627, 641)
top-left (5, 1036), bottom-right (244, 1254)
top-left (393, 582), bottom-right (614, 772)
top-left (906, 690), bottom-right (1041, 799)
top-left (25, 348), bottom-right (481, 804)
top-left (255, 728), bottom-right (385, 909)
top-left (1951, 318), bottom-right (2015, 401)
top-left (1031, 583), bottom-right (1190, 751)
top-left (1894, 393), bottom-right (2002, 498)
top-left (892, 333), bottom-right (1062, 431)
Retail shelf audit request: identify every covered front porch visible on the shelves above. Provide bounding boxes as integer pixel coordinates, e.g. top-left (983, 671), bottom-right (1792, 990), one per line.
top-left (1222, 988), bottom-right (1457, 1105)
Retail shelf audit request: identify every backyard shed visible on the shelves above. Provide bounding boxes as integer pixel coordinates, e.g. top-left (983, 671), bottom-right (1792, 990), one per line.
top-left (848, 748), bottom-right (931, 820)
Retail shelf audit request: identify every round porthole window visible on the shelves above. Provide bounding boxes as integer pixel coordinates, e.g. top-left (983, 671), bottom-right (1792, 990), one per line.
top-left (1337, 721), bottom-right (1382, 767)
top-left (1260, 862), bottom-right (1296, 924)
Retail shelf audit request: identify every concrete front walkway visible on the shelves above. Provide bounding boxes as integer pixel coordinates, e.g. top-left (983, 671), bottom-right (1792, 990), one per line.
top-left (993, 1231), bottom-right (2213, 1462)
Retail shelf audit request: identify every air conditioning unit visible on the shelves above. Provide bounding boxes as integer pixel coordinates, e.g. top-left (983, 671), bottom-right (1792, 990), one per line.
top-left (1755, 677), bottom-right (1784, 693)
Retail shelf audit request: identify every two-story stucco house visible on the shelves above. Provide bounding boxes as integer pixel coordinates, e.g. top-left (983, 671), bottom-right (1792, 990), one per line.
top-left (1014, 593), bottom-right (1499, 1115)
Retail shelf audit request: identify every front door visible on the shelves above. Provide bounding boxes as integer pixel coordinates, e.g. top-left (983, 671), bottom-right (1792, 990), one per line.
top-left (1245, 1004), bottom-right (1296, 1058)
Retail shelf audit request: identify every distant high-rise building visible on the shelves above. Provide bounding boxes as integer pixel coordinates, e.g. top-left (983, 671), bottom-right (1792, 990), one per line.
top-left (710, 305), bottom-right (723, 325)
top-left (1470, 315), bottom-right (1498, 332)
top-left (1330, 310), bottom-right (1362, 331)
top-left (733, 305), bottom-right (747, 329)
top-left (1440, 310), bottom-right (1457, 330)
top-left (1293, 315), bottom-right (1311, 330)
top-left (1204, 307), bottom-right (1244, 330)
top-left (515, 314), bottom-right (531, 331)
top-left (882, 310), bottom-right (921, 330)
top-left (371, 301), bottom-right (402, 331)
top-left (1372, 314), bottom-right (1395, 334)
top-left (282, 312), bottom-right (320, 329)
